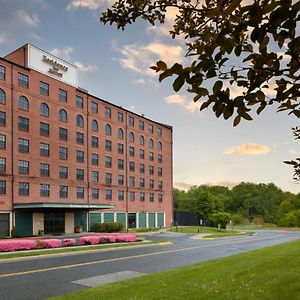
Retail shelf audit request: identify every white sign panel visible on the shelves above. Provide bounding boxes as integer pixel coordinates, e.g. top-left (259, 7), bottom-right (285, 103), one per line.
top-left (27, 44), bottom-right (78, 87)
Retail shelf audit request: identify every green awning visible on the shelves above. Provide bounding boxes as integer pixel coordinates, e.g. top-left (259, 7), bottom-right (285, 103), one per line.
top-left (14, 202), bottom-right (115, 210)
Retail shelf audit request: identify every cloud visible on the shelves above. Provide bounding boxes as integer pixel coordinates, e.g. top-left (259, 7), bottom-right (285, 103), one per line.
top-left (174, 182), bottom-right (193, 191)
top-left (66, 0), bottom-right (114, 10)
top-left (16, 10), bottom-right (39, 27)
top-left (174, 181), bottom-right (238, 190)
top-left (133, 79), bottom-right (146, 85)
top-left (165, 94), bottom-right (202, 113)
top-left (224, 143), bottom-right (272, 155)
top-left (117, 42), bottom-right (184, 76)
top-left (74, 61), bottom-right (98, 73)
top-left (0, 32), bottom-right (7, 44)
top-left (50, 47), bottom-right (74, 60)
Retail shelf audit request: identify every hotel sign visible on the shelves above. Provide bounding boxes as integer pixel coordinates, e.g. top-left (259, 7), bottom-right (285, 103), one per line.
top-left (27, 44), bottom-right (78, 87)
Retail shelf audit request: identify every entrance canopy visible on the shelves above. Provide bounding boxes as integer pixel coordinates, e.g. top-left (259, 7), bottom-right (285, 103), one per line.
top-left (14, 202), bottom-right (115, 210)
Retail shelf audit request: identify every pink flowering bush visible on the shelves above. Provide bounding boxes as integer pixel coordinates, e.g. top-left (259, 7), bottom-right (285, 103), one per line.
top-left (42, 239), bottom-right (62, 248)
top-left (0, 240), bottom-right (37, 252)
top-left (115, 234), bottom-right (137, 243)
top-left (63, 238), bottom-right (76, 247)
top-left (80, 236), bottom-right (101, 245)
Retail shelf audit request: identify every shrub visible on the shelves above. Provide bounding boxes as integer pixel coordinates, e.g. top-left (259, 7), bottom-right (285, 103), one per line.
top-left (115, 234), bottom-right (137, 243)
top-left (11, 227), bottom-right (17, 238)
top-left (43, 239), bottom-right (62, 248)
top-left (0, 240), bottom-right (37, 252)
top-left (80, 236), bottom-right (101, 245)
top-left (94, 222), bottom-right (123, 233)
top-left (63, 238), bottom-right (76, 247)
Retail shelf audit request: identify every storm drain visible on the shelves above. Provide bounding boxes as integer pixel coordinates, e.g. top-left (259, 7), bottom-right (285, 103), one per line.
top-left (71, 271), bottom-right (146, 288)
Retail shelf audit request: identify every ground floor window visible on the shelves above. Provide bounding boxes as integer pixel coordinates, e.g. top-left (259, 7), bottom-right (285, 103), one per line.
top-left (44, 212), bottom-right (65, 234)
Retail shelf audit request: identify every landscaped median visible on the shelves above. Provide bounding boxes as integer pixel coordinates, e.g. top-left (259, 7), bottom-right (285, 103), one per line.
top-left (0, 233), bottom-right (137, 253)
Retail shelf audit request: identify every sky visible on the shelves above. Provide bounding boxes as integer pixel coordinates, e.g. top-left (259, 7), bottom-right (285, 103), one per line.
top-left (0, 0), bottom-right (299, 193)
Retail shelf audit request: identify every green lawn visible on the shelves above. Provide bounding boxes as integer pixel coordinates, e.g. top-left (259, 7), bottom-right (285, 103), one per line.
top-left (0, 241), bottom-right (159, 260)
top-left (50, 239), bottom-right (300, 300)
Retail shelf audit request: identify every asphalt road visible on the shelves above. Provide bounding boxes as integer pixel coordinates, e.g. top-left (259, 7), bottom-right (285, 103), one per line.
top-left (0, 230), bottom-right (300, 300)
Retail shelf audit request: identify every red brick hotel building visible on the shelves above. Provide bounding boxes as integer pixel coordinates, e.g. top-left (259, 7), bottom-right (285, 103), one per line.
top-left (0, 44), bottom-right (173, 236)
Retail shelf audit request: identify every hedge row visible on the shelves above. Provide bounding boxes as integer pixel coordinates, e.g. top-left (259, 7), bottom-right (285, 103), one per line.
top-left (80, 234), bottom-right (136, 245)
top-left (94, 222), bottom-right (123, 233)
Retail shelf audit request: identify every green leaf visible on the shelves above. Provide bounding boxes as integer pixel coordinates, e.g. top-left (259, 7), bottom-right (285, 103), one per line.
top-left (173, 76), bottom-right (185, 92)
top-left (156, 60), bottom-right (167, 71)
top-left (233, 115), bottom-right (241, 127)
top-left (213, 81), bottom-right (223, 94)
top-left (223, 105), bottom-right (234, 120)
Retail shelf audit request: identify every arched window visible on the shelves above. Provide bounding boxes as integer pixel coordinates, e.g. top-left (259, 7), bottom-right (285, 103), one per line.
top-left (149, 138), bottom-right (154, 148)
top-left (105, 124), bottom-right (112, 136)
top-left (59, 109), bottom-right (67, 122)
top-left (76, 114), bottom-right (84, 127)
top-left (158, 141), bottom-right (162, 151)
top-left (0, 89), bottom-right (5, 104)
top-left (18, 96), bottom-right (29, 111)
top-left (129, 132), bottom-right (134, 143)
top-left (118, 128), bottom-right (124, 139)
top-left (139, 135), bottom-right (144, 146)
top-left (40, 103), bottom-right (49, 117)
top-left (92, 119), bottom-right (98, 132)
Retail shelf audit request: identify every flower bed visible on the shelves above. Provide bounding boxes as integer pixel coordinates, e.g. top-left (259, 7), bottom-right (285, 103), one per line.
top-left (0, 233), bottom-right (137, 253)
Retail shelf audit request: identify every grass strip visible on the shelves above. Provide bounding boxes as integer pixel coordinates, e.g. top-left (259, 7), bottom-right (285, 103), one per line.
top-left (202, 231), bottom-right (255, 239)
top-left (50, 238), bottom-right (300, 300)
top-left (0, 241), bottom-right (160, 260)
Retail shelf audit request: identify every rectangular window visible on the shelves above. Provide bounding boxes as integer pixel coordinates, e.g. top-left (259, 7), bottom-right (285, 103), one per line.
top-left (0, 180), bottom-right (6, 194)
top-left (60, 185), bottom-right (68, 198)
top-left (0, 157), bottom-right (6, 173)
top-left (59, 147), bottom-right (68, 160)
top-left (92, 153), bottom-right (98, 165)
top-left (139, 178), bottom-right (145, 188)
top-left (118, 112), bottom-right (123, 123)
top-left (139, 163), bottom-right (145, 174)
top-left (158, 167), bottom-right (163, 176)
top-left (76, 95), bottom-right (84, 108)
top-left (158, 154), bottom-right (162, 163)
top-left (139, 149), bottom-right (144, 159)
top-left (129, 161), bottom-right (135, 172)
top-left (0, 65), bottom-right (5, 80)
top-left (92, 188), bottom-right (99, 199)
top-left (19, 182), bottom-right (29, 195)
top-left (0, 111), bottom-right (5, 126)
top-left (105, 156), bottom-right (112, 168)
top-left (149, 151), bottom-right (154, 161)
top-left (76, 168), bottom-right (84, 180)
top-left (105, 107), bottom-right (111, 118)
top-left (59, 127), bottom-right (68, 140)
top-left (150, 193), bottom-right (154, 202)
top-left (91, 101), bottom-right (98, 113)
top-left (0, 134), bottom-right (6, 149)
top-left (118, 159), bottom-right (124, 170)
top-left (129, 176), bottom-right (135, 186)
top-left (40, 81), bottom-right (49, 96)
top-left (129, 146), bottom-right (134, 157)
top-left (158, 193), bottom-right (163, 203)
top-left (105, 189), bottom-right (112, 200)
top-left (105, 140), bottom-right (112, 152)
top-left (158, 128), bottom-right (162, 137)
top-left (129, 191), bottom-right (135, 201)
top-left (40, 122), bottom-right (49, 136)
top-left (91, 171), bottom-right (99, 182)
top-left (139, 120), bottom-right (144, 130)
top-left (92, 136), bottom-right (98, 148)
top-left (77, 187), bottom-right (84, 199)
top-left (118, 175), bottom-right (124, 186)
top-left (0, 88), bottom-right (5, 104)
top-left (76, 150), bottom-right (84, 162)
top-left (129, 116), bottom-right (134, 127)
top-left (40, 163), bottom-right (50, 177)
top-left (149, 165), bottom-right (154, 175)
top-left (149, 124), bottom-right (154, 134)
top-left (59, 166), bottom-right (68, 179)
top-left (18, 160), bottom-right (29, 174)
top-left (118, 190), bottom-right (124, 201)
top-left (40, 143), bottom-right (49, 157)
top-left (149, 179), bottom-right (154, 189)
top-left (118, 143), bottom-right (124, 154)
top-left (40, 184), bottom-right (50, 197)
top-left (18, 138), bottom-right (29, 153)
top-left (105, 173), bottom-right (112, 185)
top-left (140, 192), bottom-right (145, 202)
top-left (158, 181), bottom-right (163, 190)
top-left (59, 89), bottom-right (67, 102)
top-left (18, 116), bottom-right (29, 132)
top-left (18, 73), bottom-right (28, 88)
top-left (76, 132), bottom-right (84, 145)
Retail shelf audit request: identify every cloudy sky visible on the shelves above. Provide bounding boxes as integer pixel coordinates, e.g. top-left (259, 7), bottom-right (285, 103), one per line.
top-left (0, 0), bottom-right (298, 193)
